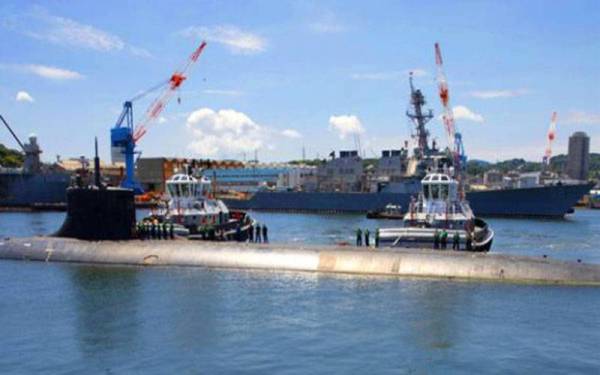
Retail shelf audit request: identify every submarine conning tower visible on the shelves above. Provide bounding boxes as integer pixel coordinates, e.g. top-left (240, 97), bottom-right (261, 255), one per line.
top-left (55, 187), bottom-right (136, 240)
top-left (55, 137), bottom-right (137, 241)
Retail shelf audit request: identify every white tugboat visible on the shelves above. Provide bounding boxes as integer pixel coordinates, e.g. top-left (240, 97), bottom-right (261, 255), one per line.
top-left (378, 172), bottom-right (494, 252)
top-left (147, 173), bottom-right (254, 240)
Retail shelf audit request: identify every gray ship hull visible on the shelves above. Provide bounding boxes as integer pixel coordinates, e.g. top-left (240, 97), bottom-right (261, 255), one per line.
top-left (0, 172), bottom-right (70, 207)
top-left (223, 183), bottom-right (594, 218)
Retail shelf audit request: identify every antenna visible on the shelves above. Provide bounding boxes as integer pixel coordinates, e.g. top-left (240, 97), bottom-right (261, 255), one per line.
top-left (353, 134), bottom-right (363, 158)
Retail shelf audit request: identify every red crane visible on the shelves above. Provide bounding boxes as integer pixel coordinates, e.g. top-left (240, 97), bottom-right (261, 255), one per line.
top-left (434, 42), bottom-right (467, 198)
top-left (435, 42), bottom-right (456, 150)
top-left (543, 111), bottom-right (558, 166)
top-left (132, 41), bottom-right (208, 143)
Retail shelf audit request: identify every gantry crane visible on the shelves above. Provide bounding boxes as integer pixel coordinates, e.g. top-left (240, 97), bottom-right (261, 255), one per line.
top-left (110, 41), bottom-right (207, 193)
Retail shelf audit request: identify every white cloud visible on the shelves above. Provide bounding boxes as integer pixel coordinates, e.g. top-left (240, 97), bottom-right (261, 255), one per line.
top-left (180, 25), bottom-right (266, 54)
top-left (309, 11), bottom-right (346, 34)
top-left (351, 69), bottom-right (427, 81)
top-left (186, 108), bottom-right (267, 157)
top-left (128, 46), bottom-right (153, 58)
top-left (309, 22), bottom-right (345, 34)
top-left (202, 89), bottom-right (245, 96)
top-left (563, 111), bottom-right (600, 125)
top-left (329, 115), bottom-right (365, 139)
top-left (409, 69), bottom-right (428, 77)
top-left (158, 116), bottom-right (168, 124)
top-left (16, 91), bottom-right (34, 102)
top-left (452, 105), bottom-right (484, 123)
top-left (351, 72), bottom-right (399, 81)
top-left (469, 88), bottom-right (529, 99)
top-left (281, 129), bottom-right (302, 139)
top-left (5, 8), bottom-right (150, 57)
top-left (23, 64), bottom-right (83, 80)
top-left (26, 12), bottom-right (125, 52)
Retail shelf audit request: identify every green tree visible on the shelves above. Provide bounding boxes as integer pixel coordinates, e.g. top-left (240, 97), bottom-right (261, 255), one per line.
top-left (0, 144), bottom-right (24, 168)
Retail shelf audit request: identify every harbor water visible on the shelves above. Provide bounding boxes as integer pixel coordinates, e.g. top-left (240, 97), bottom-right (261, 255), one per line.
top-left (1, 210), bottom-right (599, 373)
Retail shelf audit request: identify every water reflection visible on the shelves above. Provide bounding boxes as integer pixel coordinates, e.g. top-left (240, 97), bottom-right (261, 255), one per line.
top-left (69, 266), bottom-right (140, 361)
top-left (405, 281), bottom-right (473, 350)
top-left (27, 213), bottom-right (48, 236)
top-left (165, 268), bottom-right (221, 349)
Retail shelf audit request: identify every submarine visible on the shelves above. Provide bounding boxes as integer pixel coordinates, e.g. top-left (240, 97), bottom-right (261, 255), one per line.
top-left (2, 237), bottom-right (600, 285)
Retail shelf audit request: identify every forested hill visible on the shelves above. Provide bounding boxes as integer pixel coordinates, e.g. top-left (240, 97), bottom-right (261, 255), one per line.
top-left (0, 144), bottom-right (24, 168)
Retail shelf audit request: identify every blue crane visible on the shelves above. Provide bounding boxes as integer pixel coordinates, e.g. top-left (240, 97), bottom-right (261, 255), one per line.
top-left (110, 41), bottom-right (207, 194)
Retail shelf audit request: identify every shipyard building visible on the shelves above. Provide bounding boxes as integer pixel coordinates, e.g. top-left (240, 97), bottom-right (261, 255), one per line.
top-left (566, 131), bottom-right (590, 181)
top-left (203, 164), bottom-right (317, 193)
top-left (136, 158), bottom-right (243, 192)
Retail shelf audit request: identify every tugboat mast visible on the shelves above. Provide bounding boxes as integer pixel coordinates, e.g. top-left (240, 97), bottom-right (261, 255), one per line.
top-left (405, 72), bottom-right (434, 153)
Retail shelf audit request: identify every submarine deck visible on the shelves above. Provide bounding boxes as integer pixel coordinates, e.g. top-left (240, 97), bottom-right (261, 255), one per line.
top-left (1, 237), bottom-right (599, 286)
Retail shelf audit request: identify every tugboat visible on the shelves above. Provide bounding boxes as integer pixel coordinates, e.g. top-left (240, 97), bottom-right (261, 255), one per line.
top-left (378, 172), bottom-right (494, 252)
top-left (146, 173), bottom-right (254, 240)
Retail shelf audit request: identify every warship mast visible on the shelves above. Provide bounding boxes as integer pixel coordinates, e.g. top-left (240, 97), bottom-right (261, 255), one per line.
top-left (405, 72), bottom-right (434, 154)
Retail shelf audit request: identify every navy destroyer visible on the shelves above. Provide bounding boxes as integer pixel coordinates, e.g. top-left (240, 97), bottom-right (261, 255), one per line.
top-left (223, 75), bottom-right (593, 218)
top-left (0, 115), bottom-right (70, 209)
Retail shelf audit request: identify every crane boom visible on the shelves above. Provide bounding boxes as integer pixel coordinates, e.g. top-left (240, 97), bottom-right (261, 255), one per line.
top-left (133, 41), bottom-right (207, 143)
top-left (434, 42), bottom-right (467, 197)
top-left (0, 115), bottom-right (26, 151)
top-left (543, 111), bottom-right (558, 166)
top-left (435, 42), bottom-right (456, 149)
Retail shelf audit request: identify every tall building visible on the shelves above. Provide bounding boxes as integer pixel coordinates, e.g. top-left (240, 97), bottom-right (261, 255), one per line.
top-left (566, 131), bottom-right (590, 180)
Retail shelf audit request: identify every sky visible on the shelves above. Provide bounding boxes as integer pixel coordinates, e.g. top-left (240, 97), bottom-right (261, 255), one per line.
top-left (1, 0), bottom-right (599, 164)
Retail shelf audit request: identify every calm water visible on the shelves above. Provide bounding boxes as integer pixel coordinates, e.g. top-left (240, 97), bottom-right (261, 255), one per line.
top-left (1, 210), bottom-right (599, 373)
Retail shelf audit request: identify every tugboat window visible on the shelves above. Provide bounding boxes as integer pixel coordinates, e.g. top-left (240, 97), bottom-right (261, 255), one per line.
top-left (431, 184), bottom-right (439, 199)
top-left (441, 185), bottom-right (449, 199)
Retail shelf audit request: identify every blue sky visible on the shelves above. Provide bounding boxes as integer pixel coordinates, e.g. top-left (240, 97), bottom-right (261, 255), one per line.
top-left (1, 0), bottom-right (598, 163)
